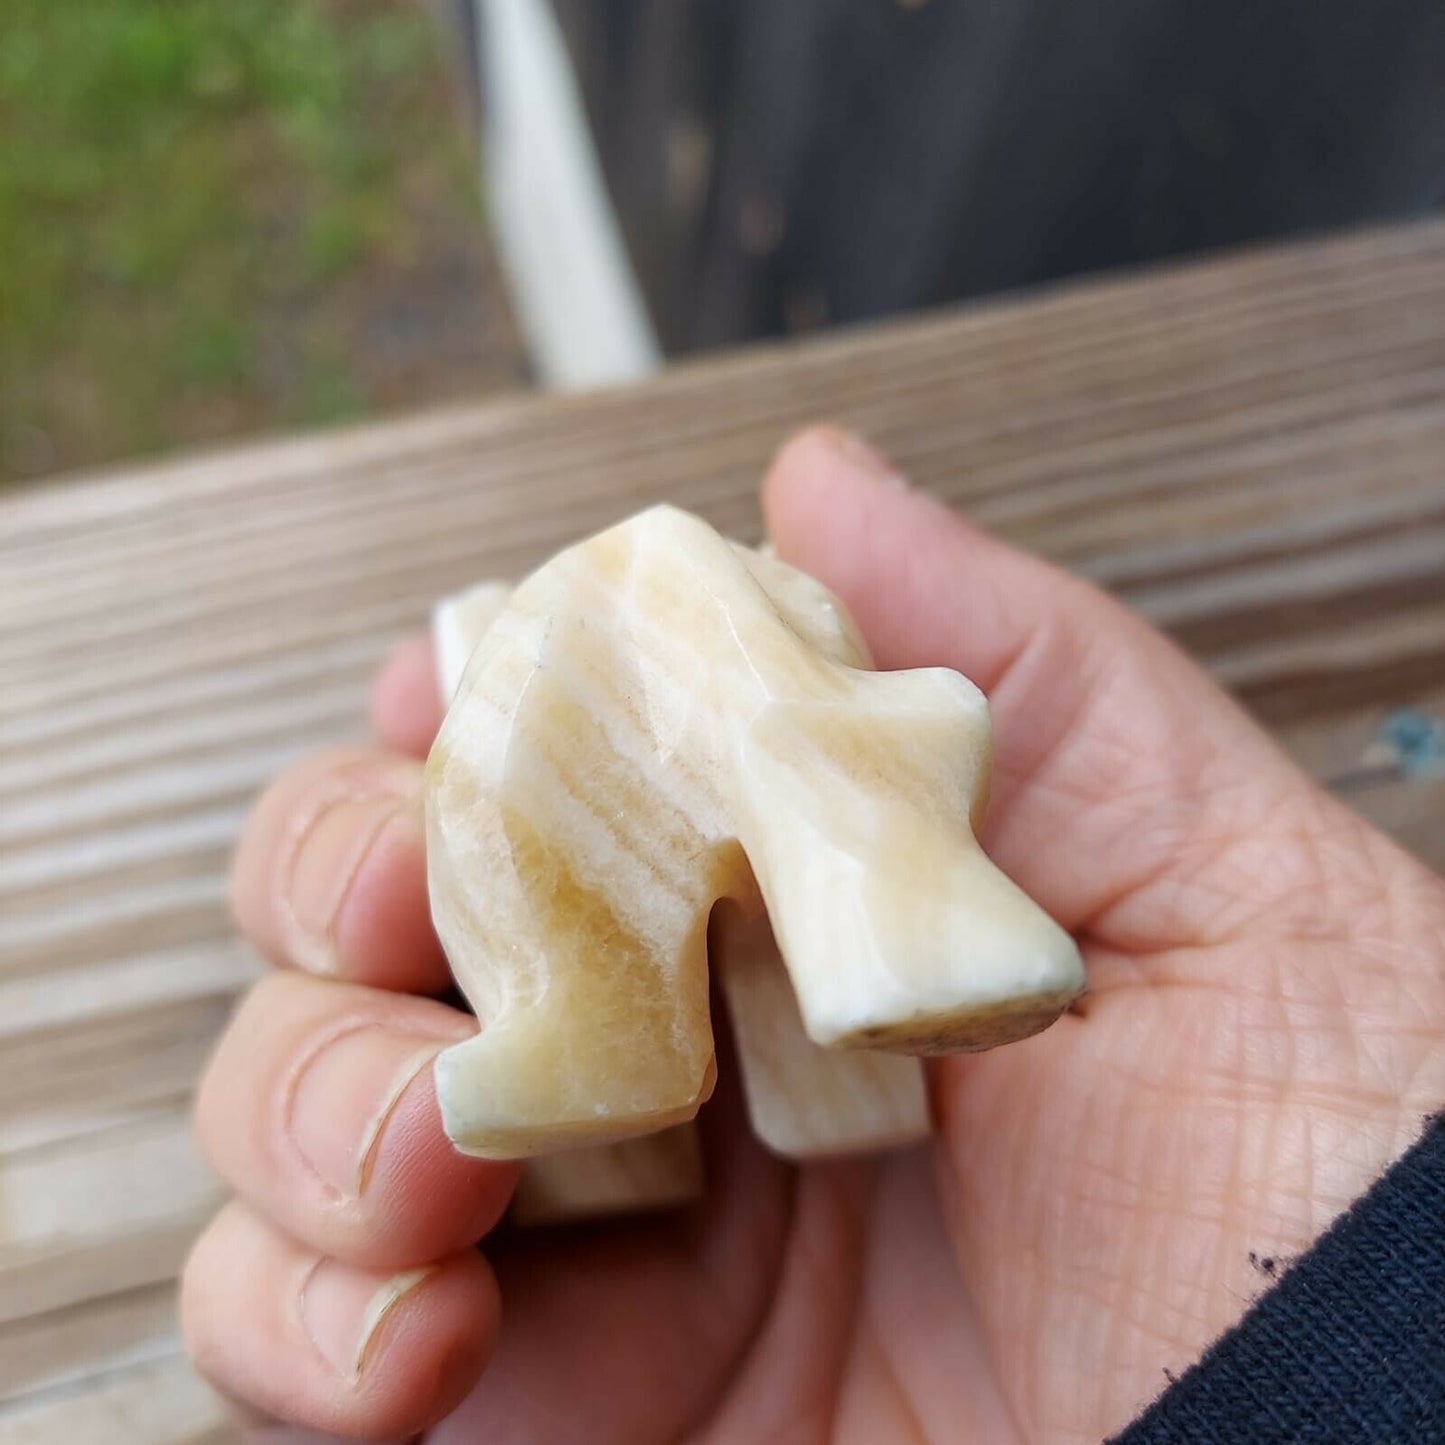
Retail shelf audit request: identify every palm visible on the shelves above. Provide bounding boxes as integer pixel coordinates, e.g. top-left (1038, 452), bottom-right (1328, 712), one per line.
top-left (431, 945), bottom-right (1428, 1445)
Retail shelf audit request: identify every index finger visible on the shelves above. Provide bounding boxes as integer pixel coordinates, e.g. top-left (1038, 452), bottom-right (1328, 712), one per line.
top-left (230, 746), bottom-right (452, 994)
top-left (370, 634), bottom-right (444, 760)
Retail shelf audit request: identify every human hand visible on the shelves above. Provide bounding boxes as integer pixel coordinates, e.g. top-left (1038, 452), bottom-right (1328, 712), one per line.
top-left (182, 427), bottom-right (1445, 1443)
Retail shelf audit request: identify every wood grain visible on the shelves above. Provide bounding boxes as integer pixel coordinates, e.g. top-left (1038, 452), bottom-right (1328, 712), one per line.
top-left (2, 219), bottom-right (1443, 1440)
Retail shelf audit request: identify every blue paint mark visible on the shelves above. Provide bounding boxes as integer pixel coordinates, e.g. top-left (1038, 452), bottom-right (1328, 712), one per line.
top-left (1376, 708), bottom-right (1445, 778)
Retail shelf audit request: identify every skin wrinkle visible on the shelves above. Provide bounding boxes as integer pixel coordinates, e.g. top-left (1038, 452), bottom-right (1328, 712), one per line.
top-left (1211, 797), bottom-right (1335, 928)
top-left (270, 761), bottom-right (415, 973)
top-left (988, 930), bottom-right (1381, 1439)
top-left (978, 588), bottom-right (1297, 958)
top-left (1070, 1134), bottom-right (1240, 1226)
top-left (278, 1015), bottom-right (444, 1203)
top-left (681, 1175), bottom-right (802, 1445)
top-left (1051, 1211), bottom-right (1219, 1429)
top-left (812, 1176), bottom-right (873, 1445)
top-left (1378, 853), bottom-right (1445, 956)
top-left (1249, 916), bottom-right (1440, 1123)
top-left (1214, 1055), bottom-right (1262, 1338)
top-left (744, 1372), bottom-right (832, 1445)
top-left (1113, 1234), bottom-right (1177, 1402)
top-left (1117, 752), bottom-right (1290, 936)
top-left (761, 1391), bottom-right (832, 1444)
top-left (942, 569), bottom-right (1057, 699)
top-left (277, 1015), bottom-right (382, 1201)
top-left (996, 770), bottom-right (1195, 949)
top-left (355, 1045), bottom-right (448, 1197)
top-left (1158, 1226), bottom-right (1230, 1349)
top-left (958, 1103), bottom-right (1051, 1440)
top-left (688, 1175), bottom-right (831, 1445)
top-left (1025, 1152), bottom-right (1080, 1430)
top-left (355, 1268), bottom-right (435, 1379)
top-left (859, 1314), bottom-right (934, 1445)
top-left (926, 1136), bottom-right (1032, 1445)
top-left (290, 1253), bottom-right (332, 1375)
top-left (1089, 793), bottom-right (1411, 965)
top-left (983, 626), bottom-right (1103, 811)
top-left (1116, 811), bottom-right (1287, 950)
top-left (296, 1257), bottom-right (434, 1384)
top-left (700, 1191), bottom-right (793, 1351)
top-left (697, 1079), bottom-right (795, 1298)
top-left (773, 1172), bottom-right (872, 1445)
top-left (273, 779), bottom-right (362, 970)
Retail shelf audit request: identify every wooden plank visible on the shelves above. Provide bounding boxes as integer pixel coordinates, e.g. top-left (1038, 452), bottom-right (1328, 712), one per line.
top-left (0, 219), bottom-right (1441, 1437)
top-left (0, 1112), bottom-right (224, 1326)
top-left (0, 1283), bottom-right (181, 1406)
top-left (0, 1356), bottom-right (231, 1445)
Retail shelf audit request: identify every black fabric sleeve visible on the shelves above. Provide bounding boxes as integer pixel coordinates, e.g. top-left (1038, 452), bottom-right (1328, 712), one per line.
top-left (1110, 1114), bottom-right (1444, 1444)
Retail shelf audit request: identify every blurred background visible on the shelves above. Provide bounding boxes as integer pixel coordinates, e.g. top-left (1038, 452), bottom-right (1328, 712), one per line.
top-left (2, 6), bottom-right (1443, 1438)
top-left (3, 0), bottom-right (1442, 487)
top-left (0, 0), bottom-right (526, 484)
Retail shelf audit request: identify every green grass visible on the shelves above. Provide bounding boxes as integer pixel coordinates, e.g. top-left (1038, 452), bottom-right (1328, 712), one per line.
top-left (0, 0), bottom-right (504, 482)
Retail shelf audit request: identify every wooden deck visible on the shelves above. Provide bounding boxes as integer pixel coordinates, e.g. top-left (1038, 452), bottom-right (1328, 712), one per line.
top-left (2, 219), bottom-right (1443, 1442)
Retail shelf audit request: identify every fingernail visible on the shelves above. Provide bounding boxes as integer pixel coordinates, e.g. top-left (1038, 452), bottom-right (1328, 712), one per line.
top-left (300, 1259), bottom-right (432, 1380)
top-left (278, 771), bottom-right (419, 973)
top-left (823, 427), bottom-right (910, 492)
top-left (287, 1021), bottom-right (467, 1196)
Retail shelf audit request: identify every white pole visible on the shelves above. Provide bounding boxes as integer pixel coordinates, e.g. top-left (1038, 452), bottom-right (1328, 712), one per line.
top-left (473, 0), bottom-right (663, 389)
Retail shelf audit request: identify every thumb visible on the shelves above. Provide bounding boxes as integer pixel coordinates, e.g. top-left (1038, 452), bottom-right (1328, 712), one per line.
top-left (762, 425), bottom-right (1194, 694)
top-left (761, 426), bottom-right (1296, 951)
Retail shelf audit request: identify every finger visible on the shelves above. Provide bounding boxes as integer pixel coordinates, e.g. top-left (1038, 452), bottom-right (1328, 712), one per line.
top-left (437, 1005), bottom-right (796, 1445)
top-left (182, 1200), bottom-right (498, 1440)
top-left (240, 1429), bottom-right (381, 1444)
top-left (371, 634), bottom-right (443, 759)
top-left (230, 746), bottom-right (451, 993)
top-left (762, 425), bottom-right (1293, 950)
top-left (243, 1431), bottom-right (406, 1445)
top-left (213, 1392), bottom-right (400, 1444)
top-left (196, 972), bottom-right (516, 1267)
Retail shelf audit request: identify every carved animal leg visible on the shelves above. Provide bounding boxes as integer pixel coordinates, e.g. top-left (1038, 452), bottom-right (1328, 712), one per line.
top-left (434, 583), bottom-right (707, 1216)
top-left (712, 903), bottom-right (929, 1158)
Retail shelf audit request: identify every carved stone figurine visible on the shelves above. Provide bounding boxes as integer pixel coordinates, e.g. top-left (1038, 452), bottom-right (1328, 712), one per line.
top-left (426, 506), bottom-right (1083, 1193)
